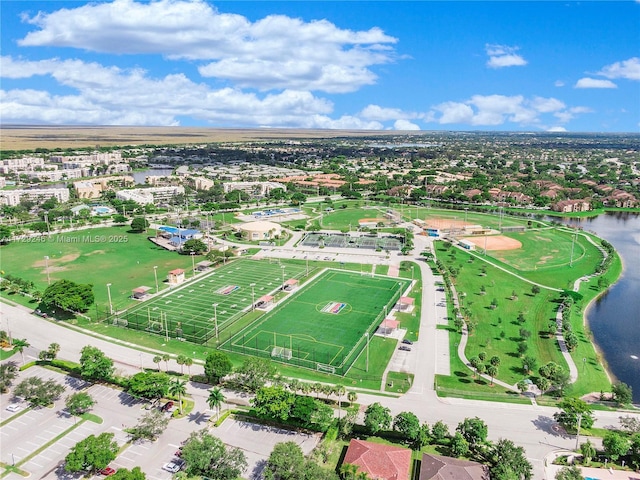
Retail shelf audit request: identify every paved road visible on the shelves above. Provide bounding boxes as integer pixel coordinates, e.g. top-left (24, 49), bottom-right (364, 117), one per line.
top-left (3, 287), bottom-right (639, 480)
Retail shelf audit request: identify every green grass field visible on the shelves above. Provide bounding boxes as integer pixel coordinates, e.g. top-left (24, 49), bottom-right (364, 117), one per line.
top-left (121, 259), bottom-right (310, 343)
top-left (222, 269), bottom-right (410, 375)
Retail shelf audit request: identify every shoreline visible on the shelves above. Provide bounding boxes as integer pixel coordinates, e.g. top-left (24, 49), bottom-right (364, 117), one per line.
top-left (582, 249), bottom-right (625, 386)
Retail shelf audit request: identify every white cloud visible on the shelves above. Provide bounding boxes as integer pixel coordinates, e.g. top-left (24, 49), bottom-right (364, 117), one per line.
top-left (485, 44), bottom-right (527, 68)
top-left (597, 57), bottom-right (640, 81)
top-left (17, 0), bottom-right (397, 93)
top-left (547, 126), bottom-right (567, 132)
top-left (429, 94), bottom-right (586, 127)
top-left (0, 55), bottom-right (421, 129)
top-left (554, 80), bottom-right (565, 87)
top-left (575, 77), bottom-right (618, 89)
top-left (394, 119), bottom-right (420, 130)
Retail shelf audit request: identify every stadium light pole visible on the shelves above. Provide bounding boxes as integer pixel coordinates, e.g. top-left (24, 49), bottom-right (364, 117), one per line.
top-left (365, 332), bottom-right (369, 372)
top-left (106, 283), bottom-right (113, 315)
top-left (213, 303), bottom-right (219, 341)
top-left (569, 233), bottom-right (577, 267)
top-left (153, 266), bottom-right (159, 293)
top-left (250, 283), bottom-right (256, 311)
top-left (281, 265), bottom-right (286, 291)
top-left (190, 251), bottom-right (196, 278)
top-left (44, 255), bottom-right (51, 285)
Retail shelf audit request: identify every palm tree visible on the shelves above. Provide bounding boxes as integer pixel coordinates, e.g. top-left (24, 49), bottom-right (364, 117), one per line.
top-left (162, 354), bottom-right (171, 372)
top-left (207, 387), bottom-right (225, 421)
top-left (184, 357), bottom-right (193, 376)
top-left (486, 365), bottom-right (498, 386)
top-left (168, 379), bottom-right (187, 414)
top-left (176, 355), bottom-right (187, 374)
top-left (13, 338), bottom-right (30, 365)
top-left (48, 342), bottom-right (60, 360)
top-left (335, 384), bottom-right (346, 419)
top-left (340, 463), bottom-right (358, 480)
top-left (347, 391), bottom-right (357, 405)
top-left (153, 355), bottom-right (162, 371)
top-left (313, 382), bottom-right (322, 399)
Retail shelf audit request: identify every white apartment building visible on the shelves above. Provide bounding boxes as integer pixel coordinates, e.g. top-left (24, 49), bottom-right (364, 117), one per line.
top-left (49, 151), bottom-right (124, 165)
top-left (0, 188), bottom-right (70, 206)
top-left (0, 157), bottom-right (45, 174)
top-left (116, 186), bottom-right (184, 205)
top-left (222, 181), bottom-right (286, 197)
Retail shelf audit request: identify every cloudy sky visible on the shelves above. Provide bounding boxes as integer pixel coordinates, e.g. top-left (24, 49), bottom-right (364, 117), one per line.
top-left (1, 0), bottom-right (639, 132)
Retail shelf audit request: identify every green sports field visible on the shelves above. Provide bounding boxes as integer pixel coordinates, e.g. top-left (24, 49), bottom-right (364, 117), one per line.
top-left (221, 270), bottom-right (410, 375)
top-left (118, 259), bottom-right (310, 343)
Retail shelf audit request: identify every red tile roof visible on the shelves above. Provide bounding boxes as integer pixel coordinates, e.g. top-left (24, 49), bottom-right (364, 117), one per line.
top-left (343, 439), bottom-right (412, 480)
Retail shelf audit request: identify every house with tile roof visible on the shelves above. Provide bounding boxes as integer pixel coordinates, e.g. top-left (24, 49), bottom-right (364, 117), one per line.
top-left (342, 439), bottom-right (412, 480)
top-left (419, 453), bottom-right (489, 480)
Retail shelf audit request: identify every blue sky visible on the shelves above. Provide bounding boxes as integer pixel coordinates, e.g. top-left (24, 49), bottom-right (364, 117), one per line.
top-left (1, 1), bottom-right (639, 132)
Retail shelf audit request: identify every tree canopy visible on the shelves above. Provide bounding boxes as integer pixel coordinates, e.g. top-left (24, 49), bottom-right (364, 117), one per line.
top-left (127, 372), bottom-right (170, 400)
top-left (204, 351), bottom-right (233, 384)
top-left (42, 279), bottom-right (94, 312)
top-left (181, 430), bottom-right (247, 480)
top-left (64, 433), bottom-right (118, 474)
top-left (79, 346), bottom-right (115, 381)
top-left (364, 402), bottom-right (392, 434)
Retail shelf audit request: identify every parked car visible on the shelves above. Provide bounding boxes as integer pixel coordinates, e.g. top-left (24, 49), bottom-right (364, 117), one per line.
top-left (99, 467), bottom-right (116, 476)
top-left (162, 459), bottom-right (185, 473)
top-left (160, 401), bottom-right (174, 413)
top-left (33, 309), bottom-right (48, 318)
top-left (6, 403), bottom-right (22, 413)
top-left (398, 346), bottom-right (411, 352)
top-left (401, 339), bottom-right (413, 345)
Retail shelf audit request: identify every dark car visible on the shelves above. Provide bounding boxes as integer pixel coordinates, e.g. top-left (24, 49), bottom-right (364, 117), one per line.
top-left (398, 345), bottom-right (411, 352)
top-left (99, 467), bottom-right (116, 476)
top-left (401, 339), bottom-right (413, 345)
top-left (160, 401), bottom-right (174, 412)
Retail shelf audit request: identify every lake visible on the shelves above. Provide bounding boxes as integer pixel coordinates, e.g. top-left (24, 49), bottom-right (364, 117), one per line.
top-left (552, 212), bottom-right (640, 403)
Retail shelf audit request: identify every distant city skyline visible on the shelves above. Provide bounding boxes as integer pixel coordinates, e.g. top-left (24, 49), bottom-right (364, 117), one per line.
top-left (1, 1), bottom-right (638, 132)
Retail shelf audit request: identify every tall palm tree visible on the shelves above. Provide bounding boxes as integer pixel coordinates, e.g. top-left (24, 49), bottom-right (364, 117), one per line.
top-left (339, 463), bottom-right (358, 480)
top-left (486, 365), bottom-right (498, 386)
top-left (153, 355), bottom-right (162, 371)
top-left (347, 391), bottom-right (357, 405)
top-left (184, 357), bottom-right (193, 376)
top-left (168, 379), bottom-right (187, 414)
top-left (207, 387), bottom-right (225, 421)
top-left (335, 384), bottom-right (346, 419)
top-left (13, 338), bottom-right (30, 365)
top-left (48, 342), bottom-right (60, 360)
top-left (162, 354), bottom-right (171, 372)
top-left (176, 355), bottom-right (186, 374)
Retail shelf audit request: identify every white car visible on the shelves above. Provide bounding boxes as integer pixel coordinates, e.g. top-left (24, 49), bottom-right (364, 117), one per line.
top-left (6, 403), bottom-right (22, 413)
top-left (162, 461), bottom-right (184, 473)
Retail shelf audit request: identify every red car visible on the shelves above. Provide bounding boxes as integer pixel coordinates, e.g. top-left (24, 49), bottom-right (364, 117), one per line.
top-left (99, 467), bottom-right (116, 476)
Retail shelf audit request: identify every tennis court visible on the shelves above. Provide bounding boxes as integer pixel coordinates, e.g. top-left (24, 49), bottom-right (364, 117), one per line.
top-left (300, 233), bottom-right (403, 251)
top-left (221, 270), bottom-right (410, 375)
top-left (114, 259), bottom-right (310, 343)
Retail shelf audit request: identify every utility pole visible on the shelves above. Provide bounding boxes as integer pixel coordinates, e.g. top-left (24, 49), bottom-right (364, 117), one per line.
top-left (575, 412), bottom-right (583, 450)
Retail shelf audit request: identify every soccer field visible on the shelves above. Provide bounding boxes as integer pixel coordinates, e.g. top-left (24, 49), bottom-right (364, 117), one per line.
top-left (221, 270), bottom-right (410, 375)
top-left (116, 259), bottom-right (310, 343)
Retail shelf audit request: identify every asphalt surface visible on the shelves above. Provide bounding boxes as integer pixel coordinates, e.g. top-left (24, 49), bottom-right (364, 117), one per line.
top-left (3, 235), bottom-right (640, 479)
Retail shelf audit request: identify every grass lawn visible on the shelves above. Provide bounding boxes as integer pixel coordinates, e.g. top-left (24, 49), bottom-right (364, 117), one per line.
top-left (222, 269), bottom-right (410, 375)
top-left (401, 206), bottom-right (537, 230)
top-left (0, 226), bottom-right (195, 316)
top-left (319, 206), bottom-right (390, 230)
top-left (436, 243), bottom-right (566, 386)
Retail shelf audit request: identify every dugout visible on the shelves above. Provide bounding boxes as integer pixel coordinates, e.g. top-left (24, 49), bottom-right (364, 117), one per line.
top-left (196, 260), bottom-right (214, 272)
top-left (131, 286), bottom-right (152, 300)
top-left (377, 318), bottom-right (399, 335)
top-left (396, 296), bottom-right (415, 312)
top-left (255, 295), bottom-right (274, 310)
top-left (283, 278), bottom-right (299, 291)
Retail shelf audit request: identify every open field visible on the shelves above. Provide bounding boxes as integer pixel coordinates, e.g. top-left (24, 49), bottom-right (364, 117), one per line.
top-left (0, 226), bottom-right (193, 315)
top-left (120, 259), bottom-right (310, 344)
top-left (319, 206), bottom-right (390, 230)
top-left (463, 235), bottom-right (522, 251)
top-left (221, 269), bottom-right (410, 375)
top-left (0, 126), bottom-right (395, 150)
top-left (402, 206), bottom-right (541, 230)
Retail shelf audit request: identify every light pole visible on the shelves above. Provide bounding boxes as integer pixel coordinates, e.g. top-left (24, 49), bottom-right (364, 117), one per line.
top-left (106, 283), bottom-right (113, 315)
top-left (464, 207), bottom-right (469, 224)
top-left (281, 265), bottom-right (286, 291)
top-left (44, 255), bottom-right (51, 285)
top-left (250, 283), bottom-right (256, 311)
top-left (190, 251), bottom-right (196, 278)
top-left (213, 303), bottom-right (219, 340)
top-left (575, 412), bottom-right (583, 450)
top-left (569, 233), bottom-right (577, 267)
top-left (365, 332), bottom-right (370, 372)
top-left (139, 352), bottom-right (143, 371)
top-left (153, 266), bottom-right (159, 293)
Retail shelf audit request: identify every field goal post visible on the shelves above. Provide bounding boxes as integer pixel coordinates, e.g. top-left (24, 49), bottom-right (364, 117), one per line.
top-left (316, 363), bottom-right (335, 374)
top-left (271, 346), bottom-right (292, 360)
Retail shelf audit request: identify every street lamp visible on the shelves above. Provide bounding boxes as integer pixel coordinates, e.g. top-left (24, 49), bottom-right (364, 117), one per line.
top-left (44, 255), bottom-right (51, 285)
top-left (106, 283), bottom-right (113, 315)
top-left (250, 283), bottom-right (256, 311)
top-left (212, 303), bottom-right (219, 340)
top-left (153, 266), bottom-right (159, 294)
top-left (569, 233), bottom-right (577, 267)
top-left (190, 251), bottom-right (196, 278)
